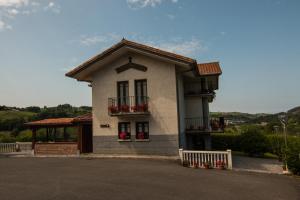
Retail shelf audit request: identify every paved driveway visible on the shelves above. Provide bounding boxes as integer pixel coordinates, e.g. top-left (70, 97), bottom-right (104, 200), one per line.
top-left (233, 155), bottom-right (283, 174)
top-left (0, 158), bottom-right (299, 200)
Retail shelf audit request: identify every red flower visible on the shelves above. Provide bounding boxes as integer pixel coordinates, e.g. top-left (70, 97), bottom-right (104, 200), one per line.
top-left (137, 132), bottom-right (145, 139)
top-left (119, 132), bottom-right (127, 140)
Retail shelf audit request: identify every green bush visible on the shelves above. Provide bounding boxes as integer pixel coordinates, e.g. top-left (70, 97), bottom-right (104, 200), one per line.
top-left (16, 129), bottom-right (32, 142)
top-left (0, 132), bottom-right (16, 143)
top-left (286, 137), bottom-right (300, 175)
top-left (239, 128), bottom-right (267, 156)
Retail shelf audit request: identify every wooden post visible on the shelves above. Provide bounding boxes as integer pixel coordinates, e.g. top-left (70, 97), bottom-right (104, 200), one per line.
top-left (54, 128), bottom-right (57, 142)
top-left (32, 128), bottom-right (36, 150)
top-left (63, 127), bottom-right (67, 141)
top-left (46, 128), bottom-right (49, 141)
top-left (77, 125), bottom-right (82, 153)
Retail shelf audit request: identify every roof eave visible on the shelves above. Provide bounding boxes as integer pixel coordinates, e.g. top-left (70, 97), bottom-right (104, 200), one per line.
top-left (65, 39), bottom-right (197, 79)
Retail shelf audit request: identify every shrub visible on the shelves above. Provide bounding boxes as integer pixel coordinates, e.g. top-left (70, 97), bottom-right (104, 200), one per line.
top-left (239, 128), bottom-right (267, 156)
top-left (286, 137), bottom-right (300, 175)
top-left (16, 129), bottom-right (32, 142)
top-left (0, 132), bottom-right (16, 143)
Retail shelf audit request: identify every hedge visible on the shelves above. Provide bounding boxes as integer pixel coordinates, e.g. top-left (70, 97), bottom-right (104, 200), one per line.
top-left (212, 133), bottom-right (300, 175)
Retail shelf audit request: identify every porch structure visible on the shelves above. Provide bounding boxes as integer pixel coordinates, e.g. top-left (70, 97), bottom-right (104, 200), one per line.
top-left (25, 113), bottom-right (92, 155)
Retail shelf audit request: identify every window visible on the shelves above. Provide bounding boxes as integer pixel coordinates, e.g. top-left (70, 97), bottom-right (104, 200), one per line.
top-left (118, 122), bottom-right (131, 140)
top-left (134, 80), bottom-right (148, 112)
top-left (117, 81), bottom-right (129, 106)
top-left (136, 122), bottom-right (149, 140)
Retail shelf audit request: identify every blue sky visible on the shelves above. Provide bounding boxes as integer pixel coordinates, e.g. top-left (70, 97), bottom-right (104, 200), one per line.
top-left (0, 0), bottom-right (299, 113)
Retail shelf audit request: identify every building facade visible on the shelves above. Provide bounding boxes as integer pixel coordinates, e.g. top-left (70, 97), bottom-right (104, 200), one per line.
top-left (66, 39), bottom-right (223, 156)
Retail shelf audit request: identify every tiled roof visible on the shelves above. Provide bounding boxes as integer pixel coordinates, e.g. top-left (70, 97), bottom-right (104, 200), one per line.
top-left (25, 113), bottom-right (92, 127)
top-left (197, 62), bottom-right (222, 76)
top-left (65, 39), bottom-right (197, 78)
top-left (73, 113), bottom-right (92, 123)
top-left (25, 118), bottom-right (74, 126)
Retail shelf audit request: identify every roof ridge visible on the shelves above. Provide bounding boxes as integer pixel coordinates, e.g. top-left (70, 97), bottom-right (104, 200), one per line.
top-left (66, 39), bottom-right (197, 79)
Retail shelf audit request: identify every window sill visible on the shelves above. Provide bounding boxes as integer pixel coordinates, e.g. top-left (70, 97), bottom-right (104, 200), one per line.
top-left (117, 139), bottom-right (132, 142)
top-left (135, 139), bottom-right (150, 142)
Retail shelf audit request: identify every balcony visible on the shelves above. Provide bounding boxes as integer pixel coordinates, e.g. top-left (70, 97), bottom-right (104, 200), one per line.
top-left (108, 96), bottom-right (150, 116)
top-left (184, 89), bottom-right (215, 98)
top-left (185, 117), bottom-right (225, 133)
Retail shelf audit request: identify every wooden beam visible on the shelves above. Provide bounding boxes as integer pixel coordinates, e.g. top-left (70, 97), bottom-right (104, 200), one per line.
top-left (32, 128), bottom-right (36, 150)
top-left (77, 125), bottom-right (82, 153)
top-left (63, 127), bottom-right (67, 141)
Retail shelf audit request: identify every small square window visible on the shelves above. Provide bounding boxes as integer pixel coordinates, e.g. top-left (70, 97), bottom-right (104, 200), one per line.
top-left (136, 122), bottom-right (149, 140)
top-left (118, 122), bottom-right (131, 140)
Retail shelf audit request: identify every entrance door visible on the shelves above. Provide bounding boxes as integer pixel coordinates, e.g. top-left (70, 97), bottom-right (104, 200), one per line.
top-left (81, 124), bottom-right (93, 153)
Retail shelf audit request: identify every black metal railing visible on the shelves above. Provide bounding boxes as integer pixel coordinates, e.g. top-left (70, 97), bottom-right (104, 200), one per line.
top-left (108, 96), bottom-right (149, 115)
top-left (185, 117), bottom-right (209, 132)
top-left (185, 117), bottom-right (225, 132)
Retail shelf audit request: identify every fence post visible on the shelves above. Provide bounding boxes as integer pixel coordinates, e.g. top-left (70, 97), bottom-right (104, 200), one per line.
top-left (227, 149), bottom-right (232, 169)
top-left (16, 142), bottom-right (20, 152)
top-left (178, 148), bottom-right (183, 164)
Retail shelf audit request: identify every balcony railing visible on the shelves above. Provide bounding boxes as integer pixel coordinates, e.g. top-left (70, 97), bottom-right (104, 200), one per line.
top-left (185, 117), bottom-right (225, 133)
top-left (108, 96), bottom-right (150, 116)
top-left (184, 89), bottom-right (216, 97)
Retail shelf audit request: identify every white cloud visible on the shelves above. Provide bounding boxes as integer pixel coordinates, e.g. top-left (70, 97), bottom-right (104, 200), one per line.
top-left (79, 33), bottom-right (122, 46)
top-left (0, 1), bottom-right (60, 32)
top-left (79, 32), bottom-right (206, 57)
top-left (152, 39), bottom-right (207, 56)
top-left (7, 8), bottom-right (19, 16)
top-left (127, 0), bottom-right (177, 9)
top-left (0, 0), bottom-right (28, 7)
top-left (44, 1), bottom-right (60, 13)
top-left (0, 19), bottom-right (12, 30)
top-left (166, 14), bottom-right (175, 20)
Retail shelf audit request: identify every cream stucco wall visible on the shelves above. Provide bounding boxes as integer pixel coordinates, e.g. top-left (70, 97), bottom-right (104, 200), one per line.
top-left (91, 52), bottom-right (179, 138)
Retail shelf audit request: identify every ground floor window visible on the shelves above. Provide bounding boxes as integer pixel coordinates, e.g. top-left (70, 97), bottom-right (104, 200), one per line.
top-left (136, 122), bottom-right (149, 140)
top-left (118, 122), bottom-right (131, 140)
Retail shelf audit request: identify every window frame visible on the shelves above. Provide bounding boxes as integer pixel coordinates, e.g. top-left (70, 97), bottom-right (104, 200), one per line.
top-left (134, 79), bottom-right (147, 105)
top-left (117, 81), bottom-right (129, 106)
top-left (135, 121), bottom-right (149, 140)
top-left (118, 122), bottom-right (131, 140)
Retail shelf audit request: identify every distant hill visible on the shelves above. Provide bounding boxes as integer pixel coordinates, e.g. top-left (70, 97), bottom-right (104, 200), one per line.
top-left (0, 104), bottom-right (92, 134)
top-left (288, 106), bottom-right (300, 115)
top-left (211, 106), bottom-right (300, 134)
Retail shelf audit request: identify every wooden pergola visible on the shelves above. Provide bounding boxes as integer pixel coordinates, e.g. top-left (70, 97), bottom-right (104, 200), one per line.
top-left (25, 113), bottom-right (92, 155)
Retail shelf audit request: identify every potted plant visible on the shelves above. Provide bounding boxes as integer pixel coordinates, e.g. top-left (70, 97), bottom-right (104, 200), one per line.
top-left (131, 105), bottom-right (137, 112)
top-left (108, 105), bottom-right (118, 113)
top-left (119, 132), bottom-right (127, 140)
top-left (203, 162), bottom-right (212, 169)
top-left (216, 160), bottom-right (225, 170)
top-left (137, 132), bottom-right (145, 139)
top-left (120, 104), bottom-right (130, 112)
top-left (137, 103), bottom-right (148, 112)
top-left (192, 161), bottom-right (199, 169)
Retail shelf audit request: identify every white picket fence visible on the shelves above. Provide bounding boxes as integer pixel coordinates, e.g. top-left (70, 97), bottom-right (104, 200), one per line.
top-left (179, 149), bottom-right (232, 169)
top-left (0, 142), bottom-right (32, 153)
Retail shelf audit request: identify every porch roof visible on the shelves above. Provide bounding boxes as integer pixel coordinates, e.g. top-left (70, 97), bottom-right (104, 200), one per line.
top-left (25, 113), bottom-right (92, 127)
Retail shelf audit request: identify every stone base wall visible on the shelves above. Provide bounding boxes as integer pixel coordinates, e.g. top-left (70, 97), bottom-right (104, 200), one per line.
top-left (93, 135), bottom-right (179, 156)
top-left (35, 143), bottom-right (78, 155)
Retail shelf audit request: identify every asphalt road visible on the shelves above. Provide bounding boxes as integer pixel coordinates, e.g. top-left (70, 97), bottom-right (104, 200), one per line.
top-left (0, 158), bottom-right (299, 200)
